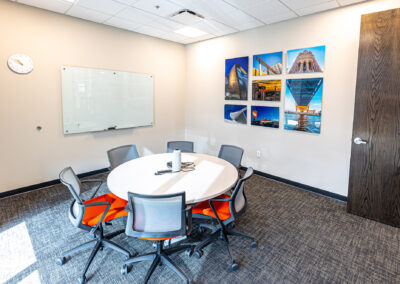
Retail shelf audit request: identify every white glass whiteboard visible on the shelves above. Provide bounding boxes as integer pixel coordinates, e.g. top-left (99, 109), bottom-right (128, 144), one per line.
top-left (61, 66), bottom-right (153, 134)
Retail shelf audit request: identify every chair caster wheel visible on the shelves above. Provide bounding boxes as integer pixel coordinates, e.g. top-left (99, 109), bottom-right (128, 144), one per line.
top-left (185, 248), bottom-right (193, 257)
top-left (193, 250), bottom-right (203, 259)
top-left (99, 246), bottom-right (104, 251)
top-left (232, 263), bottom-right (239, 271)
top-left (227, 223), bottom-right (235, 229)
top-left (121, 264), bottom-right (130, 275)
top-left (77, 276), bottom-right (87, 284)
top-left (251, 241), bottom-right (258, 248)
top-left (125, 254), bottom-right (131, 260)
top-left (56, 257), bottom-right (66, 266)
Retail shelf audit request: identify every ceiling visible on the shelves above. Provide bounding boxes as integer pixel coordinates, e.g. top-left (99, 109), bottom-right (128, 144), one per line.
top-left (12, 0), bottom-right (368, 44)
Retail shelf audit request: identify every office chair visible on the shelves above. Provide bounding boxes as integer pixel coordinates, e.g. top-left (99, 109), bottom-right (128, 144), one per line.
top-left (122, 192), bottom-right (193, 283)
top-left (192, 167), bottom-right (257, 271)
top-left (166, 141), bottom-right (194, 153)
top-left (56, 167), bottom-right (132, 284)
top-left (107, 144), bottom-right (140, 170)
top-left (218, 144), bottom-right (244, 170)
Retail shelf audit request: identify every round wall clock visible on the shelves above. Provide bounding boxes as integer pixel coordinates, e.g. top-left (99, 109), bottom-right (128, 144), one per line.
top-left (7, 54), bottom-right (34, 74)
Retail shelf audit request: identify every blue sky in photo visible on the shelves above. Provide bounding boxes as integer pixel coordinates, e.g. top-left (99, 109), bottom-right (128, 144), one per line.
top-left (224, 104), bottom-right (247, 120)
top-left (287, 45), bottom-right (325, 72)
top-left (225, 56), bottom-right (248, 77)
top-left (251, 106), bottom-right (279, 122)
top-left (285, 79), bottom-right (323, 112)
top-left (253, 51), bottom-right (282, 69)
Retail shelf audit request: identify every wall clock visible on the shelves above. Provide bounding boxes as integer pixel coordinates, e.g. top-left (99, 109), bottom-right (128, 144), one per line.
top-left (7, 54), bottom-right (34, 74)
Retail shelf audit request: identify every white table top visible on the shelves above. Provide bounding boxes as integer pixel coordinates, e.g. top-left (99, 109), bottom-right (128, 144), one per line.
top-left (107, 153), bottom-right (238, 204)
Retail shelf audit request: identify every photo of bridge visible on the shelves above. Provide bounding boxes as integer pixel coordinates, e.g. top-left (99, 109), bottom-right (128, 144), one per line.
top-left (284, 78), bottom-right (323, 133)
top-left (224, 104), bottom-right (247, 124)
top-left (253, 51), bottom-right (282, 76)
top-left (225, 57), bottom-right (248, 100)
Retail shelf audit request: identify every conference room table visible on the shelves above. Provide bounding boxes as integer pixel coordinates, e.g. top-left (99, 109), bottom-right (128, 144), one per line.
top-left (107, 153), bottom-right (238, 204)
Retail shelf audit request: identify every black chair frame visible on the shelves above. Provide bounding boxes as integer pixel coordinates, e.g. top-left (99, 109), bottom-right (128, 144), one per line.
top-left (192, 168), bottom-right (257, 271)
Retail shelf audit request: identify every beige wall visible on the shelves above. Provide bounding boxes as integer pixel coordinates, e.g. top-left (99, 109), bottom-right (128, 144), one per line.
top-left (0, 0), bottom-right (186, 192)
top-left (184, 0), bottom-right (400, 196)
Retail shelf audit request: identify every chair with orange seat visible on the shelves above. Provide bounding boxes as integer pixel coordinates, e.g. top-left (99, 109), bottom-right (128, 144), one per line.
top-left (56, 167), bottom-right (132, 284)
top-left (121, 192), bottom-right (193, 283)
top-left (192, 167), bottom-right (257, 270)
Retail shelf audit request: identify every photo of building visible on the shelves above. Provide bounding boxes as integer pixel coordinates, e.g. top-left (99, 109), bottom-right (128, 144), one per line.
top-left (225, 57), bottom-right (248, 100)
top-left (287, 46), bottom-right (325, 74)
top-left (252, 80), bottom-right (281, 101)
top-left (253, 52), bottom-right (283, 76)
top-left (251, 106), bottom-right (279, 128)
top-left (224, 104), bottom-right (247, 124)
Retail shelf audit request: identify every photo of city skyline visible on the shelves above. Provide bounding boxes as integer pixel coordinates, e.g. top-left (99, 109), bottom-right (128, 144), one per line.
top-left (225, 56), bottom-right (248, 100)
top-left (253, 52), bottom-right (283, 76)
top-left (284, 78), bottom-right (323, 133)
top-left (287, 46), bottom-right (325, 74)
top-left (224, 104), bottom-right (247, 124)
top-left (251, 106), bottom-right (279, 128)
top-left (252, 80), bottom-right (281, 101)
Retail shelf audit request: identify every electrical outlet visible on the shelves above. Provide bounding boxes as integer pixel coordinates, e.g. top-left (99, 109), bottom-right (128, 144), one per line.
top-left (256, 150), bottom-right (261, 158)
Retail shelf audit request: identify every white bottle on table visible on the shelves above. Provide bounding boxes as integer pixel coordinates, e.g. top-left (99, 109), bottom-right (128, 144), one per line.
top-left (172, 149), bottom-right (181, 172)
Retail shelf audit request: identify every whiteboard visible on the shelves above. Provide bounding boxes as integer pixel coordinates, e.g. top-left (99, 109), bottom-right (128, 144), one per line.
top-left (61, 66), bottom-right (153, 134)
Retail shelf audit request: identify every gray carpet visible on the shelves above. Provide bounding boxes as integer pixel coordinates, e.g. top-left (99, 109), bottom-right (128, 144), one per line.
top-left (1, 173), bottom-right (400, 284)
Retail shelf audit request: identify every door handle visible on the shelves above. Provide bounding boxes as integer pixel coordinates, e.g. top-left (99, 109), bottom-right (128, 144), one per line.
top-left (354, 137), bottom-right (367, 145)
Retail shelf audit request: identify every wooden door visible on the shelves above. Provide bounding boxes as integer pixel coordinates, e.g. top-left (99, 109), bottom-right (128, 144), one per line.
top-left (347, 8), bottom-right (400, 227)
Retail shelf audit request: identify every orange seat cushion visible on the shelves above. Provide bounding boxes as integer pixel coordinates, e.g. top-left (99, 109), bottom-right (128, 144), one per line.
top-left (193, 194), bottom-right (232, 221)
top-left (82, 193), bottom-right (128, 226)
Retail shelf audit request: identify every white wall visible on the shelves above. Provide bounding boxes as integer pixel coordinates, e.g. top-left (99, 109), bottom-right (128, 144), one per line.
top-left (184, 0), bottom-right (400, 196)
top-left (0, 1), bottom-right (186, 193)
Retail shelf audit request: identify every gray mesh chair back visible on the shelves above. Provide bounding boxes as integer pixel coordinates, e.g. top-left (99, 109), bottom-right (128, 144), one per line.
top-left (125, 192), bottom-right (187, 239)
top-left (59, 167), bottom-right (87, 229)
top-left (218, 145), bottom-right (244, 169)
top-left (230, 167), bottom-right (253, 217)
top-left (166, 141), bottom-right (194, 153)
top-left (107, 144), bottom-right (139, 170)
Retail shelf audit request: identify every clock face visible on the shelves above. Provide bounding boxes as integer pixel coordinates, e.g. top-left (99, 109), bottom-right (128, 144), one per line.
top-left (8, 54), bottom-right (34, 74)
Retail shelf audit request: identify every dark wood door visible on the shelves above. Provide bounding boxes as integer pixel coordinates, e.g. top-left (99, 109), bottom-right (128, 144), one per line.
top-left (347, 8), bottom-right (400, 227)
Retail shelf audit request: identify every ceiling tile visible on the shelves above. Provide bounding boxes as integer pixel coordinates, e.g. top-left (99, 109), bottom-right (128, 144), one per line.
top-left (215, 9), bottom-right (263, 31)
top-left (296, 1), bottom-right (339, 16)
top-left (76, 0), bottom-right (126, 15)
top-left (191, 19), bottom-right (237, 36)
top-left (337, 0), bottom-right (366, 6)
top-left (115, 6), bottom-right (158, 24)
top-left (113, 0), bottom-right (139, 5)
top-left (66, 5), bottom-right (112, 23)
top-left (280, 0), bottom-right (333, 10)
top-left (158, 32), bottom-right (190, 43)
top-left (131, 0), bottom-right (182, 17)
top-left (104, 16), bottom-right (142, 31)
top-left (147, 17), bottom-right (184, 32)
top-left (134, 25), bottom-right (169, 37)
top-left (16, 0), bottom-right (73, 14)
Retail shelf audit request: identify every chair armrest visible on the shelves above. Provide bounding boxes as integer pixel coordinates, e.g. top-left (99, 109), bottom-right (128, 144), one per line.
top-left (84, 201), bottom-right (111, 236)
top-left (185, 205), bottom-right (193, 235)
top-left (209, 197), bottom-right (231, 202)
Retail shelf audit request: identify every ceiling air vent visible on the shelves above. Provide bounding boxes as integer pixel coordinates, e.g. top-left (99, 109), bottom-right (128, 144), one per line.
top-left (170, 9), bottom-right (204, 25)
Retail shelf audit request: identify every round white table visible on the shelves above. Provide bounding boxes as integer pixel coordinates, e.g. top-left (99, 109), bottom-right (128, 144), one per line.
top-left (107, 153), bottom-right (238, 204)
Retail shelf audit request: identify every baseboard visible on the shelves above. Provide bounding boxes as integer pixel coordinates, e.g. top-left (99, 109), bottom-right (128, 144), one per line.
top-left (242, 167), bottom-right (347, 202)
top-left (0, 168), bottom-right (109, 199)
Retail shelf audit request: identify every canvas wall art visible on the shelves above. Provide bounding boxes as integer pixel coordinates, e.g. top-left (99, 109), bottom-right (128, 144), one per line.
top-left (252, 80), bottom-right (281, 101)
top-left (287, 46), bottom-right (325, 74)
top-left (252, 52), bottom-right (283, 76)
top-left (251, 106), bottom-right (279, 128)
top-left (224, 104), bottom-right (247, 124)
top-left (284, 78), bottom-right (323, 133)
top-left (225, 56), bottom-right (248, 100)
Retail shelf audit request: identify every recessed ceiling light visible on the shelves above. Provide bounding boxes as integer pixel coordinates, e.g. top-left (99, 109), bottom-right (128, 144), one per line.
top-left (64, 0), bottom-right (76, 3)
top-left (174, 27), bottom-right (207, 38)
